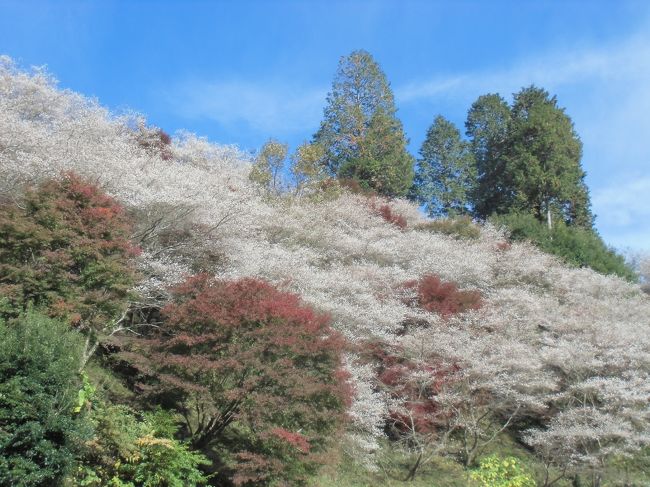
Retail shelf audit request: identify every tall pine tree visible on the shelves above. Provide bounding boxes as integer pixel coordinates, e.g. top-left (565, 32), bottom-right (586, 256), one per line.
top-left (413, 115), bottom-right (476, 217)
top-left (505, 86), bottom-right (592, 229)
top-left (465, 93), bottom-right (512, 219)
top-left (314, 50), bottom-right (413, 197)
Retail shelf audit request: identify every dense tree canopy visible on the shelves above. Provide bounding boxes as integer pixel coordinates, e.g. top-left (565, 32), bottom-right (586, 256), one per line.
top-left (0, 311), bottom-right (89, 486)
top-left (505, 86), bottom-right (592, 229)
top-left (0, 173), bottom-right (137, 332)
top-left (465, 93), bottom-right (512, 218)
top-left (466, 87), bottom-right (593, 229)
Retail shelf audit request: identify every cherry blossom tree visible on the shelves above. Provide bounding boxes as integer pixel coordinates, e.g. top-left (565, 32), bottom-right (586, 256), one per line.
top-left (2, 57), bottom-right (649, 481)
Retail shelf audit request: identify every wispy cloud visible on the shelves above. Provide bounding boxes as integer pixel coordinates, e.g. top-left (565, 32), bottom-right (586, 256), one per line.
top-left (395, 33), bottom-right (650, 104)
top-left (593, 176), bottom-right (650, 248)
top-left (164, 78), bottom-right (326, 136)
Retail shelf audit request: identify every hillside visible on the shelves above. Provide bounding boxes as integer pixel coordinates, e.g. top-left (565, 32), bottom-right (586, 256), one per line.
top-left (1, 56), bottom-right (649, 486)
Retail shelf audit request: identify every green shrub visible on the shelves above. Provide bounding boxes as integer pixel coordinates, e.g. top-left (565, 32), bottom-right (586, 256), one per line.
top-left (74, 406), bottom-right (210, 486)
top-left (415, 216), bottom-right (481, 240)
top-left (492, 212), bottom-right (636, 281)
top-left (0, 311), bottom-right (90, 486)
top-left (469, 454), bottom-right (535, 487)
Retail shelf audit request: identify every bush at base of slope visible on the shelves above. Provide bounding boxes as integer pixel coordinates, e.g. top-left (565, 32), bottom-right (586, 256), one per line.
top-left (0, 311), bottom-right (90, 487)
top-left (492, 212), bottom-right (636, 281)
top-left (73, 405), bottom-right (210, 487)
top-left (0, 310), bottom-right (210, 487)
top-left (469, 454), bottom-right (535, 487)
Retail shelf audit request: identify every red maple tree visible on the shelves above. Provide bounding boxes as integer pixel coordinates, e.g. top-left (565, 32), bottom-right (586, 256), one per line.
top-left (127, 275), bottom-right (351, 485)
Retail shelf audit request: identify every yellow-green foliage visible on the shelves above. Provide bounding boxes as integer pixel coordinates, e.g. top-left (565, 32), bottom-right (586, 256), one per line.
top-left (469, 454), bottom-right (535, 487)
top-left (249, 139), bottom-right (288, 193)
top-left (74, 406), bottom-right (210, 487)
top-left (415, 216), bottom-right (481, 240)
top-left (291, 142), bottom-right (328, 194)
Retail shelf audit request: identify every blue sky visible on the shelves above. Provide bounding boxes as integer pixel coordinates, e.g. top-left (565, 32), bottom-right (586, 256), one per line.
top-left (1, 0), bottom-right (649, 251)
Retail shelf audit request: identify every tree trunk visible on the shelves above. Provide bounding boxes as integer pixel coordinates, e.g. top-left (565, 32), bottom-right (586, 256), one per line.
top-left (404, 452), bottom-right (422, 481)
top-left (592, 471), bottom-right (602, 487)
top-left (79, 335), bottom-right (99, 373)
top-left (547, 205), bottom-right (553, 230)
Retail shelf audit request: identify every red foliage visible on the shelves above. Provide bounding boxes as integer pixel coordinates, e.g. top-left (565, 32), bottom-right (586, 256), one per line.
top-left (138, 128), bottom-right (173, 160)
top-left (402, 274), bottom-right (482, 318)
top-left (53, 172), bottom-right (135, 244)
top-left (129, 275), bottom-right (350, 485)
top-left (379, 204), bottom-right (407, 229)
top-left (158, 130), bottom-right (172, 146)
top-left (0, 172), bottom-right (137, 328)
top-left (496, 241), bottom-right (512, 251)
top-left (269, 427), bottom-right (311, 453)
top-left (231, 451), bottom-right (280, 486)
top-left (368, 199), bottom-right (407, 229)
top-left (367, 341), bottom-right (459, 437)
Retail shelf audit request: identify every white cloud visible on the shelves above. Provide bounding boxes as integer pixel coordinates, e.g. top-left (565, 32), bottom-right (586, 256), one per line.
top-left (592, 176), bottom-right (650, 250)
top-left (164, 78), bottom-right (326, 136)
top-left (395, 32), bottom-right (650, 104)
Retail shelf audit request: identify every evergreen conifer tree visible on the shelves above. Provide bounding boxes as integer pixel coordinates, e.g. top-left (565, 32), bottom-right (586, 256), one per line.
top-left (314, 50), bottom-right (413, 197)
top-left (466, 87), bottom-right (593, 229)
top-left (465, 93), bottom-right (512, 218)
top-left (413, 115), bottom-right (476, 217)
top-left (505, 86), bottom-right (592, 229)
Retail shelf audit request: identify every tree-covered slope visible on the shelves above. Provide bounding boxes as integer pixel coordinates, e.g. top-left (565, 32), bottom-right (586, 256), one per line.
top-left (1, 57), bottom-right (649, 486)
